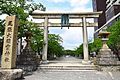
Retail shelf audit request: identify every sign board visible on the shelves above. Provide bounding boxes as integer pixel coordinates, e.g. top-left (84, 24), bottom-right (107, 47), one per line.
top-left (61, 14), bottom-right (69, 26)
top-left (1, 16), bottom-right (18, 69)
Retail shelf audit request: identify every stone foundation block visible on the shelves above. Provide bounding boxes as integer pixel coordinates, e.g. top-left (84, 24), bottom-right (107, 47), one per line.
top-left (0, 69), bottom-right (23, 80)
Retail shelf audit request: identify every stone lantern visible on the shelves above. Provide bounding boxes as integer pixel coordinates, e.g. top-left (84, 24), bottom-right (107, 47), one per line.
top-left (96, 30), bottom-right (118, 71)
top-left (98, 31), bottom-right (110, 50)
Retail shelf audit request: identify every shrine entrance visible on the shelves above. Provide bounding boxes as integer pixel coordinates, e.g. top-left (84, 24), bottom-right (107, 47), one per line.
top-left (31, 11), bottom-right (102, 63)
top-left (0, 11), bottom-right (102, 69)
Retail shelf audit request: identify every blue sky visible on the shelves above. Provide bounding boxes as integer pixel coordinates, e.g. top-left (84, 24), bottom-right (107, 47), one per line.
top-left (34, 0), bottom-right (93, 12)
top-left (33, 0), bottom-right (94, 50)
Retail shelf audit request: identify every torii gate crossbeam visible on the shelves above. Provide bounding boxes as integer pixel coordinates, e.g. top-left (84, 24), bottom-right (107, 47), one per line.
top-left (30, 11), bottom-right (102, 63)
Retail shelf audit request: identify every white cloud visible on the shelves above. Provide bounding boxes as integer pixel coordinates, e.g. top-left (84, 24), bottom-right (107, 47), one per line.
top-left (47, 0), bottom-right (65, 3)
top-left (59, 27), bottom-right (94, 50)
top-left (60, 28), bottom-right (82, 42)
top-left (48, 0), bottom-right (90, 7)
top-left (69, 0), bottom-right (93, 13)
top-left (60, 27), bottom-right (83, 50)
top-left (47, 0), bottom-right (92, 12)
top-left (72, 7), bottom-right (93, 12)
top-left (69, 0), bottom-right (90, 7)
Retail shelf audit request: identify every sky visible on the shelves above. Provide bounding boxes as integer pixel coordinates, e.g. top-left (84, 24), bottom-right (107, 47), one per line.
top-left (33, 0), bottom-right (94, 50)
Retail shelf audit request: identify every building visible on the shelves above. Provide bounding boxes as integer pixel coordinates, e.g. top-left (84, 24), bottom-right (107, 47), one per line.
top-left (106, 0), bottom-right (120, 9)
top-left (106, 0), bottom-right (120, 23)
top-left (93, 0), bottom-right (120, 31)
top-left (92, 0), bottom-right (106, 29)
top-left (92, 0), bottom-right (106, 37)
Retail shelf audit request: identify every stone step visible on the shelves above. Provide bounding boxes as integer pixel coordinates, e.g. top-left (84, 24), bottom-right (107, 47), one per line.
top-left (48, 61), bottom-right (82, 63)
top-left (38, 65), bottom-right (97, 71)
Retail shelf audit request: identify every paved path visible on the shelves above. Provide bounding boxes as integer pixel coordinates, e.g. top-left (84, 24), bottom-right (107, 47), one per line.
top-left (24, 56), bottom-right (120, 80)
top-left (24, 71), bottom-right (120, 80)
top-left (49, 56), bottom-right (82, 62)
top-left (40, 56), bottom-right (86, 66)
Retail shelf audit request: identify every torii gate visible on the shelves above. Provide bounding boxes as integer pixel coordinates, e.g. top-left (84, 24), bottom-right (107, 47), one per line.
top-left (31, 11), bottom-right (102, 63)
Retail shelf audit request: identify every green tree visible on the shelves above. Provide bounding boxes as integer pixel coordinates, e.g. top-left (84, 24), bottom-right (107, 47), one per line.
top-left (48, 34), bottom-right (64, 59)
top-left (0, 20), bottom-right (5, 38)
top-left (0, 0), bottom-right (45, 53)
top-left (30, 26), bottom-right (44, 54)
top-left (89, 38), bottom-right (102, 53)
top-left (0, 0), bottom-right (45, 37)
top-left (74, 38), bottom-right (102, 58)
top-left (75, 44), bottom-right (83, 58)
top-left (64, 50), bottom-right (76, 56)
top-left (0, 0), bottom-right (65, 60)
top-left (107, 20), bottom-right (120, 60)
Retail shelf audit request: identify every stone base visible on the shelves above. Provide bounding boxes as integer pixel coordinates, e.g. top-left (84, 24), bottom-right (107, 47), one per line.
top-left (17, 48), bottom-right (39, 72)
top-left (96, 66), bottom-right (120, 71)
top-left (0, 69), bottom-right (23, 80)
top-left (96, 49), bottom-right (118, 66)
top-left (41, 60), bottom-right (49, 64)
top-left (82, 60), bottom-right (92, 65)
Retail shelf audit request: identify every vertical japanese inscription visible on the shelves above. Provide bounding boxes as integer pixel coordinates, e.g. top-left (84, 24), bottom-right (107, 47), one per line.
top-left (1, 16), bottom-right (18, 69)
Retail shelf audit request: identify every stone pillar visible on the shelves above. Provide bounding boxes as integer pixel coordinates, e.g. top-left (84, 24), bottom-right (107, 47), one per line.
top-left (82, 17), bottom-right (89, 62)
top-left (0, 16), bottom-right (23, 80)
top-left (42, 17), bottom-right (48, 61)
top-left (1, 16), bottom-right (18, 69)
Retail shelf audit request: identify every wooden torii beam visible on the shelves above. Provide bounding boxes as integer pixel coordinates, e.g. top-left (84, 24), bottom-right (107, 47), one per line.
top-left (36, 22), bottom-right (98, 27)
top-left (30, 11), bottom-right (102, 19)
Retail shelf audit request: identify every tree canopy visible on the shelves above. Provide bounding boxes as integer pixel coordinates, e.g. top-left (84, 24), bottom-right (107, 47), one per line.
top-left (107, 20), bottom-right (120, 60)
top-left (0, 0), bottom-right (64, 59)
top-left (48, 34), bottom-right (64, 59)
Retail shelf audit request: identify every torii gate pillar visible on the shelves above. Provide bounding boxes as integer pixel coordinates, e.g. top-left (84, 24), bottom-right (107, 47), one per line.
top-left (82, 17), bottom-right (89, 63)
top-left (42, 17), bottom-right (48, 61)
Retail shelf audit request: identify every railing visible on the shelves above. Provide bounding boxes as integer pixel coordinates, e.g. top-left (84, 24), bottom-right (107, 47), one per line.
top-left (94, 12), bottom-right (120, 34)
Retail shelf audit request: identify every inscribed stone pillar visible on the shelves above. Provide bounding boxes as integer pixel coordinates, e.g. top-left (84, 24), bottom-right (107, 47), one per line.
top-left (1, 16), bottom-right (18, 69)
